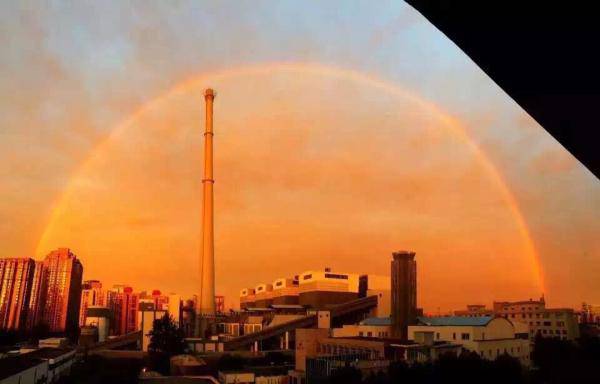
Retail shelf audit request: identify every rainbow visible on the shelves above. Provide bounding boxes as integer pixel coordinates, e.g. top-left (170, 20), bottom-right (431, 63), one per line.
top-left (36, 62), bottom-right (544, 291)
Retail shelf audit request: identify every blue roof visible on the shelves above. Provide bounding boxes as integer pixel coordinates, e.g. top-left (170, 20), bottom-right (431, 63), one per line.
top-left (417, 316), bottom-right (493, 326)
top-left (360, 317), bottom-right (392, 326)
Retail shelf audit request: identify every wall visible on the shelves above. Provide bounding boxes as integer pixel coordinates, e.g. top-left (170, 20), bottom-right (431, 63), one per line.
top-left (295, 328), bottom-right (330, 372)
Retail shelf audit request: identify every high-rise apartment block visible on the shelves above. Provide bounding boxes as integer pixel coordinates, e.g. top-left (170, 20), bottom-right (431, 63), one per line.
top-left (0, 258), bottom-right (36, 330)
top-left (107, 285), bottom-right (139, 335)
top-left (25, 261), bottom-right (47, 329)
top-left (42, 248), bottom-right (84, 333)
top-left (79, 280), bottom-right (104, 326)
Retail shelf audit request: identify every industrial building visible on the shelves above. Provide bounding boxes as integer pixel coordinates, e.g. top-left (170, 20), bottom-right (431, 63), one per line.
top-left (240, 268), bottom-right (390, 314)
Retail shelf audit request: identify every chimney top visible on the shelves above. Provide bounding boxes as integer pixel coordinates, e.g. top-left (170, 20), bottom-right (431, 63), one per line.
top-left (392, 251), bottom-right (416, 260)
top-left (204, 88), bottom-right (215, 98)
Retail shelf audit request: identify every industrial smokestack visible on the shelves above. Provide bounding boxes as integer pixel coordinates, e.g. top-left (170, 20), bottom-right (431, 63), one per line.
top-left (199, 88), bottom-right (216, 322)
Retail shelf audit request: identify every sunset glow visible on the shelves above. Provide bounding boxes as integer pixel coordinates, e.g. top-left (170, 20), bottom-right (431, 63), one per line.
top-left (34, 63), bottom-right (545, 311)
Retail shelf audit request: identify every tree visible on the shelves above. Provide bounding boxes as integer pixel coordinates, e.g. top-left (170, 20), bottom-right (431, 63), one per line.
top-left (148, 314), bottom-right (186, 356)
top-left (531, 333), bottom-right (600, 383)
top-left (147, 314), bottom-right (186, 375)
top-left (328, 365), bottom-right (361, 384)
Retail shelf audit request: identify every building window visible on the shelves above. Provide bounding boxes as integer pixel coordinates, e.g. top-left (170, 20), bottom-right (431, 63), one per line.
top-left (543, 321), bottom-right (551, 326)
top-left (359, 332), bottom-right (363, 337)
top-left (461, 333), bottom-right (470, 340)
top-left (324, 273), bottom-right (348, 280)
top-left (452, 333), bottom-right (456, 340)
top-left (367, 332), bottom-right (372, 337)
top-left (436, 333), bottom-right (440, 340)
top-left (482, 332), bottom-right (485, 340)
top-left (303, 274), bottom-right (312, 280)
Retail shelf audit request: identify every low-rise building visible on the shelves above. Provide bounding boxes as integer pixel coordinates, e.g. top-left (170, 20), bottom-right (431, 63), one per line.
top-left (290, 326), bottom-right (461, 384)
top-left (0, 347), bottom-right (77, 384)
top-left (38, 338), bottom-right (69, 349)
top-left (332, 317), bottom-right (391, 339)
top-left (218, 366), bottom-right (289, 384)
top-left (453, 304), bottom-right (494, 317)
top-left (0, 357), bottom-right (48, 384)
top-left (85, 306), bottom-right (111, 342)
top-left (454, 298), bottom-right (580, 341)
top-left (408, 316), bottom-right (530, 365)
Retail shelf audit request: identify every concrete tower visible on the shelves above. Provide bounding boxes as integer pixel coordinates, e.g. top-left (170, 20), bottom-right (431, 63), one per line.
top-left (391, 251), bottom-right (417, 340)
top-left (199, 89), bottom-right (216, 318)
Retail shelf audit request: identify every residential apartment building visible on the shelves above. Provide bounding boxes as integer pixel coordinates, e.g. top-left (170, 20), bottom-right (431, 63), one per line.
top-left (0, 258), bottom-right (36, 330)
top-left (41, 248), bottom-right (83, 333)
top-left (106, 285), bottom-right (139, 335)
top-left (79, 280), bottom-right (104, 326)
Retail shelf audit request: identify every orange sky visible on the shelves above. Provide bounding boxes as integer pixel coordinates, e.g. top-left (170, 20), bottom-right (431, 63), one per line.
top-left (35, 66), bottom-right (553, 311)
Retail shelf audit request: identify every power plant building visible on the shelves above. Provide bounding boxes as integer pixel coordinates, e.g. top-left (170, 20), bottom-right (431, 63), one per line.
top-left (272, 278), bottom-right (300, 305)
top-left (240, 268), bottom-right (390, 313)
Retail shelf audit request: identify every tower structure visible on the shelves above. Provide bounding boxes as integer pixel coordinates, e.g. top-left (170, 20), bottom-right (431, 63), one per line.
top-left (391, 250), bottom-right (417, 340)
top-left (199, 88), bottom-right (216, 324)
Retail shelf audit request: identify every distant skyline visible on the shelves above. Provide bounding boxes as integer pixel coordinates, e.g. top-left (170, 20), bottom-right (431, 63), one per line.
top-left (1, 1), bottom-right (598, 312)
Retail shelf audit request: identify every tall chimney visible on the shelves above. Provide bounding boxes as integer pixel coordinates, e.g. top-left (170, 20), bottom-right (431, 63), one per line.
top-left (199, 88), bottom-right (216, 319)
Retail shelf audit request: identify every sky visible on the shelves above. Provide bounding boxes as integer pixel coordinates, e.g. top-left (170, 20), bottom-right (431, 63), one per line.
top-left (1, 1), bottom-right (598, 312)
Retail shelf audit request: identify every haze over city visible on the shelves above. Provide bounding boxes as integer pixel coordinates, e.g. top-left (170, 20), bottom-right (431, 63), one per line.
top-left (1, 1), bottom-right (598, 313)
